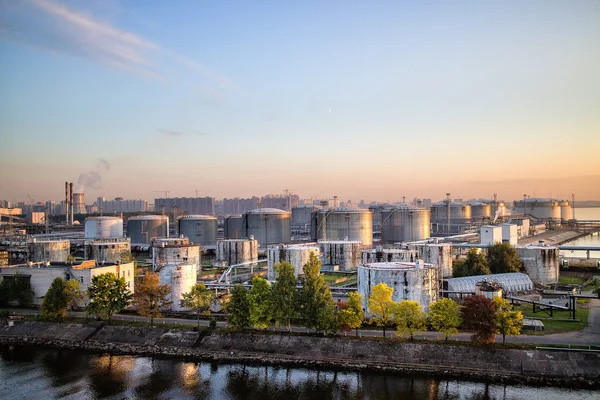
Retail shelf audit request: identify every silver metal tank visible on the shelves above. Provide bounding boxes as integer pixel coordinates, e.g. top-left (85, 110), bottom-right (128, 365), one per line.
top-left (469, 202), bottom-right (492, 219)
top-left (559, 201), bottom-right (572, 221)
top-left (178, 215), bottom-right (217, 246)
top-left (127, 215), bottom-right (169, 244)
top-left (430, 201), bottom-right (472, 223)
top-left (224, 215), bottom-right (243, 239)
top-left (243, 208), bottom-right (291, 246)
top-left (28, 239), bottom-right (70, 262)
top-left (84, 216), bottom-right (124, 239)
top-left (85, 238), bottom-right (131, 263)
top-left (311, 208), bottom-right (373, 247)
top-left (291, 205), bottom-right (321, 230)
top-left (513, 198), bottom-right (561, 220)
top-left (380, 205), bottom-right (430, 243)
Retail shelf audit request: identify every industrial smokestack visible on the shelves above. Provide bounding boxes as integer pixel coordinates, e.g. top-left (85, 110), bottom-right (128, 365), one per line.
top-left (69, 182), bottom-right (74, 225)
top-left (65, 182), bottom-right (69, 224)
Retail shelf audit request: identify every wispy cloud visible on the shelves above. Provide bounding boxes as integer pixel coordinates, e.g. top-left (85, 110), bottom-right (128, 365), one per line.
top-left (156, 129), bottom-right (210, 137)
top-left (0, 0), bottom-right (230, 86)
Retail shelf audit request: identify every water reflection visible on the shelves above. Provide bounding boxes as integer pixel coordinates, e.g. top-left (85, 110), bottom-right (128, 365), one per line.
top-left (0, 345), bottom-right (597, 400)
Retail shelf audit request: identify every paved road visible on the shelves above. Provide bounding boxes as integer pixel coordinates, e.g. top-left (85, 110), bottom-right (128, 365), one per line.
top-left (10, 309), bottom-right (600, 346)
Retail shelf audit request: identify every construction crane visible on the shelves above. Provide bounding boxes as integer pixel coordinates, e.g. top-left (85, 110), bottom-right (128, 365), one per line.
top-left (154, 190), bottom-right (170, 199)
top-left (195, 189), bottom-right (202, 197)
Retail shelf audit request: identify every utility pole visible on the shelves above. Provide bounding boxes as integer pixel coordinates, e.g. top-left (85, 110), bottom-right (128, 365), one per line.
top-left (523, 194), bottom-right (527, 217)
top-left (572, 194), bottom-right (575, 221)
top-left (195, 189), bottom-right (202, 197)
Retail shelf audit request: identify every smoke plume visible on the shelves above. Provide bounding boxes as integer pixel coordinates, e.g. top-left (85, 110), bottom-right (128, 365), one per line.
top-left (76, 159), bottom-right (110, 192)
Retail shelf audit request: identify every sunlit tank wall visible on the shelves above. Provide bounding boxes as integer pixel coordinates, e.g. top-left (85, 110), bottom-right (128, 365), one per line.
top-left (469, 202), bottom-right (492, 219)
top-left (151, 238), bottom-right (201, 274)
top-left (159, 263), bottom-right (196, 311)
top-left (224, 215), bottom-right (243, 239)
top-left (368, 205), bottom-right (385, 233)
top-left (311, 208), bottom-right (373, 247)
top-left (406, 243), bottom-right (453, 278)
top-left (430, 202), bottom-right (472, 223)
top-left (361, 248), bottom-right (419, 264)
top-left (178, 215), bottom-right (218, 246)
top-left (380, 206), bottom-right (430, 244)
top-left (267, 245), bottom-right (319, 280)
top-left (291, 205), bottom-right (321, 230)
top-left (216, 238), bottom-right (259, 267)
top-left (85, 216), bottom-right (124, 239)
top-left (513, 198), bottom-right (561, 220)
top-left (517, 246), bottom-right (559, 284)
top-left (560, 201), bottom-right (572, 221)
top-left (85, 238), bottom-right (131, 263)
top-left (127, 215), bottom-right (169, 244)
top-left (28, 239), bottom-right (70, 262)
top-left (357, 261), bottom-right (438, 312)
top-left (244, 208), bottom-right (291, 246)
top-left (319, 240), bottom-right (362, 270)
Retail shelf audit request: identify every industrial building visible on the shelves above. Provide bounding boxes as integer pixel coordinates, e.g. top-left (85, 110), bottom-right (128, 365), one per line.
top-left (311, 208), bottom-right (373, 247)
top-left (177, 215), bottom-right (217, 247)
top-left (443, 273), bottom-right (533, 297)
top-left (320, 240), bottom-right (362, 270)
top-left (0, 260), bottom-right (135, 305)
top-left (96, 197), bottom-right (149, 214)
top-left (267, 244), bottom-right (319, 280)
top-left (357, 261), bottom-right (438, 312)
top-left (215, 238), bottom-right (259, 267)
top-left (481, 225), bottom-right (502, 245)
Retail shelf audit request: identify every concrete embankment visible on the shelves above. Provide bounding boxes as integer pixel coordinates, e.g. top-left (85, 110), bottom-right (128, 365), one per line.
top-left (1, 321), bottom-right (599, 388)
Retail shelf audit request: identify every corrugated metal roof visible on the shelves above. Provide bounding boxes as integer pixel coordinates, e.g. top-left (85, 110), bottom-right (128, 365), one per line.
top-left (444, 272), bottom-right (533, 293)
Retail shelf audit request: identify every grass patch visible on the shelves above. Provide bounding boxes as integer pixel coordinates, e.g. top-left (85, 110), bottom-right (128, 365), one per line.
top-left (558, 276), bottom-right (586, 285)
top-left (322, 273), bottom-right (348, 283)
top-left (513, 303), bottom-right (590, 334)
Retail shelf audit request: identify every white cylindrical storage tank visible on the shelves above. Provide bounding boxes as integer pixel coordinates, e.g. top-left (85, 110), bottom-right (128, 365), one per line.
top-left (244, 208), bottom-right (291, 246)
top-left (85, 216), bottom-right (124, 239)
top-left (311, 208), bottom-right (373, 247)
top-left (560, 201), bottom-right (572, 221)
top-left (28, 239), bottom-right (70, 263)
top-left (357, 261), bottom-right (438, 312)
top-left (86, 238), bottom-right (131, 263)
top-left (159, 263), bottom-right (196, 311)
top-left (319, 240), bottom-right (362, 270)
top-left (224, 215), bottom-right (244, 239)
top-left (178, 215), bottom-right (217, 246)
top-left (127, 215), bottom-right (169, 244)
top-left (151, 238), bottom-right (201, 274)
top-left (360, 248), bottom-right (419, 264)
top-left (380, 206), bottom-right (430, 244)
top-left (514, 198), bottom-right (561, 220)
top-left (267, 244), bottom-right (319, 280)
top-left (216, 239), bottom-right (259, 267)
top-left (469, 202), bottom-right (492, 219)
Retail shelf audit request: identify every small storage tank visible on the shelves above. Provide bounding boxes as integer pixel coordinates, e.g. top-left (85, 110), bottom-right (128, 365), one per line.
top-left (311, 208), bottom-right (373, 247)
top-left (291, 205), bottom-right (321, 230)
top-left (361, 248), bottom-right (419, 264)
top-left (244, 208), bottom-right (291, 246)
top-left (380, 205), bottom-right (430, 243)
top-left (85, 216), bottom-right (124, 239)
top-left (319, 240), bottom-right (362, 270)
top-left (357, 261), bottom-right (438, 312)
top-left (28, 239), bottom-right (70, 262)
top-left (517, 245), bottom-right (559, 284)
top-left (560, 201), bottom-right (572, 221)
top-left (178, 215), bottom-right (217, 246)
top-left (127, 215), bottom-right (169, 244)
top-left (224, 215), bottom-right (243, 239)
top-left (406, 243), bottom-right (453, 278)
top-left (469, 202), bottom-right (492, 219)
top-left (85, 238), bottom-right (131, 263)
top-left (158, 263), bottom-right (196, 311)
top-left (267, 244), bottom-right (319, 280)
top-left (475, 281), bottom-right (503, 300)
top-left (151, 238), bottom-right (201, 274)
top-left (216, 238), bottom-right (259, 267)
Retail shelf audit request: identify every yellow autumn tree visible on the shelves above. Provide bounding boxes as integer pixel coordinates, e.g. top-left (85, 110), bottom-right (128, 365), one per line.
top-left (367, 283), bottom-right (396, 338)
top-left (133, 272), bottom-right (172, 326)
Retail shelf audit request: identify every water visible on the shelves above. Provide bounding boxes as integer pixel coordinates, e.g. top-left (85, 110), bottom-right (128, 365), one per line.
top-left (562, 207), bottom-right (600, 259)
top-left (0, 346), bottom-right (597, 400)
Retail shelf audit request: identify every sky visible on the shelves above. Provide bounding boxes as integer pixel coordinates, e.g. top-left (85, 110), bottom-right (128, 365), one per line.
top-left (0, 0), bottom-right (599, 204)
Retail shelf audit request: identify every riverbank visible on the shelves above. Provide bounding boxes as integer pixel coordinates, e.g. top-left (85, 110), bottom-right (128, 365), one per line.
top-left (1, 321), bottom-right (598, 389)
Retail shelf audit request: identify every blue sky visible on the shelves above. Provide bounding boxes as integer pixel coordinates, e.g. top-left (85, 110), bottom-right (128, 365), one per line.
top-left (1, 0), bottom-right (599, 203)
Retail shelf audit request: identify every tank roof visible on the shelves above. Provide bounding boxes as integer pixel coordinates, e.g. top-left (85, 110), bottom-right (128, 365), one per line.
top-left (247, 208), bottom-right (290, 214)
top-left (293, 205), bottom-right (322, 209)
top-left (218, 238), bottom-right (256, 243)
top-left (360, 261), bottom-right (434, 270)
top-left (433, 201), bottom-right (467, 207)
top-left (315, 207), bottom-right (371, 214)
top-left (85, 216), bottom-right (123, 220)
top-left (319, 240), bottom-right (362, 244)
top-left (129, 215), bottom-right (169, 220)
top-left (178, 214), bottom-right (217, 220)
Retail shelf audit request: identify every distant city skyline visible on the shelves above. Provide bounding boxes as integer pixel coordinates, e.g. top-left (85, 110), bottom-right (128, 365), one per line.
top-left (1, 1), bottom-right (599, 202)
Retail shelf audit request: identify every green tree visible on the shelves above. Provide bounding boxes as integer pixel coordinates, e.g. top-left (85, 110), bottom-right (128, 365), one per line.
top-left (428, 298), bottom-right (461, 340)
top-left (182, 283), bottom-right (213, 329)
top-left (486, 242), bottom-right (523, 274)
top-left (453, 249), bottom-right (491, 278)
top-left (461, 295), bottom-right (497, 344)
top-left (493, 297), bottom-right (524, 344)
top-left (338, 291), bottom-right (365, 336)
top-left (297, 252), bottom-right (337, 333)
top-left (228, 284), bottom-right (250, 329)
top-left (64, 279), bottom-right (83, 316)
top-left (270, 261), bottom-right (297, 331)
top-left (41, 278), bottom-right (69, 321)
top-left (86, 272), bottom-right (131, 323)
top-left (394, 300), bottom-right (427, 340)
top-left (0, 274), bottom-right (35, 307)
top-left (120, 251), bottom-right (136, 265)
top-left (133, 272), bottom-right (172, 326)
top-left (248, 277), bottom-right (271, 329)
top-left (367, 282), bottom-right (396, 338)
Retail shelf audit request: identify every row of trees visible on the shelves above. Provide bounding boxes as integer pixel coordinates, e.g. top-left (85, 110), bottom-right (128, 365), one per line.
top-left (453, 243), bottom-right (524, 278)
